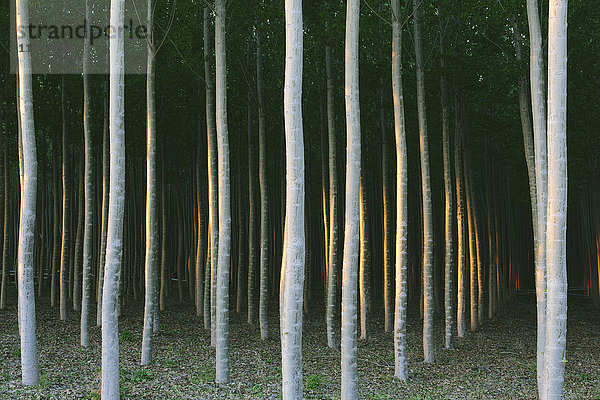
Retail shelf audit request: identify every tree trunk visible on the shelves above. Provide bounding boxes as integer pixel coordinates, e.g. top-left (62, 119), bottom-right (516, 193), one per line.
top-left (455, 88), bottom-right (467, 338)
top-left (101, 0), bottom-right (126, 395)
top-left (15, 0), bottom-right (40, 383)
top-left (359, 175), bottom-right (371, 340)
top-left (543, 1), bottom-right (568, 397)
top-left (141, 4), bottom-right (158, 364)
top-left (215, 0), bottom-right (231, 383)
top-left (80, 5), bottom-right (94, 344)
top-left (391, 0), bottom-right (408, 380)
top-left (257, 33), bottom-right (270, 340)
top-left (203, 6), bottom-right (219, 347)
top-left (439, 8), bottom-right (454, 350)
top-left (73, 151), bottom-right (84, 312)
top-left (341, 0), bottom-right (360, 396)
top-left (526, 0), bottom-right (548, 394)
top-left (325, 44), bottom-right (340, 350)
top-left (59, 76), bottom-right (70, 321)
top-left (97, 82), bottom-right (109, 327)
top-left (413, 0), bottom-right (434, 364)
top-left (281, 0), bottom-right (305, 396)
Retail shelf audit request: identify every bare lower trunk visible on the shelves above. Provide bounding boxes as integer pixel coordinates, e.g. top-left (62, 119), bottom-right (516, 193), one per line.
top-left (325, 44), bottom-right (339, 350)
top-left (215, 0), bottom-right (231, 383)
top-left (543, 2), bottom-right (568, 397)
top-left (391, 0), bottom-right (409, 380)
top-left (101, 0), bottom-right (126, 395)
top-left (281, 1), bottom-right (305, 397)
top-left (257, 33), bottom-right (270, 340)
top-left (15, 0), bottom-right (40, 382)
top-left (413, 0), bottom-right (434, 363)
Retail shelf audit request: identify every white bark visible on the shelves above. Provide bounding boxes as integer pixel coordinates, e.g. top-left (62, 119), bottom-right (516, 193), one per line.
top-left (141, 2), bottom-right (157, 365)
top-left (16, 0), bottom-right (40, 384)
top-left (455, 93), bottom-right (467, 338)
top-left (391, 0), bottom-right (409, 380)
top-left (543, 1), bottom-right (568, 397)
top-left (325, 44), bottom-right (339, 350)
top-left (413, 0), bottom-right (434, 363)
top-left (102, 0), bottom-right (126, 395)
top-left (203, 7), bottom-right (219, 346)
top-left (341, 0), bottom-right (360, 397)
top-left (215, 0), bottom-right (231, 383)
top-left (527, 0), bottom-right (548, 394)
top-left (80, 0), bottom-right (94, 347)
top-left (281, 0), bottom-right (305, 397)
top-left (257, 33), bottom-right (270, 340)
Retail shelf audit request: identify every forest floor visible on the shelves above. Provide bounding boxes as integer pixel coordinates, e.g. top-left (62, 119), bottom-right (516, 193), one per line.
top-left (0, 288), bottom-right (599, 399)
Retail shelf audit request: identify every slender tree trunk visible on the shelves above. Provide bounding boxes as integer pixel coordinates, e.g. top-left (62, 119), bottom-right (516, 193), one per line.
top-left (247, 39), bottom-right (259, 325)
top-left (513, 19), bottom-right (538, 258)
top-left (281, 0), bottom-right (305, 396)
top-left (455, 87), bottom-right (467, 338)
top-left (341, 0), bottom-right (360, 396)
top-left (325, 44), bottom-right (340, 350)
top-left (203, 7), bottom-right (219, 347)
top-left (413, 0), bottom-right (434, 363)
top-left (80, 4), bottom-right (94, 345)
top-left (73, 153), bottom-right (84, 312)
top-left (543, 1), bottom-right (568, 397)
top-left (257, 33), bottom-right (270, 340)
top-left (97, 82), bottom-right (109, 327)
top-left (215, 0), bottom-right (231, 383)
top-left (59, 77), bottom-right (70, 321)
top-left (159, 126), bottom-right (167, 312)
top-left (439, 8), bottom-right (453, 349)
top-left (101, 0), bottom-right (126, 395)
top-left (391, 0), bottom-right (408, 380)
top-left (15, 0), bottom-right (40, 383)
top-left (51, 129), bottom-right (60, 308)
top-left (195, 86), bottom-right (205, 317)
top-left (359, 175), bottom-right (371, 340)
top-left (527, 0), bottom-right (548, 394)
top-left (0, 82), bottom-right (6, 310)
top-left (141, 5), bottom-right (157, 364)
top-left (465, 147), bottom-right (478, 332)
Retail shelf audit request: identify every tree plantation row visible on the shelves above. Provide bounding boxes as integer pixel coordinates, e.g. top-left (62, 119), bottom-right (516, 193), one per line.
top-left (3, 0), bottom-right (592, 399)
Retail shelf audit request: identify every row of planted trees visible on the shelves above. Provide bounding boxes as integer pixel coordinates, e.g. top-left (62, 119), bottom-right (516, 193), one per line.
top-left (4, 0), bottom-right (572, 399)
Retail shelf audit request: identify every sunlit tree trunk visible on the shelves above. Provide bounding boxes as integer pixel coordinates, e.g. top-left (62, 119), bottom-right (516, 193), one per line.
top-left (439, 8), bottom-right (453, 349)
top-left (464, 148), bottom-right (478, 332)
top-left (97, 83), bottom-right (109, 327)
top-left (359, 175), bottom-right (370, 341)
top-left (391, 0), bottom-right (408, 380)
top-left (141, 2), bottom-right (157, 365)
top-left (527, 0), bottom-right (548, 394)
top-left (215, 0), bottom-right (231, 383)
top-left (203, 6), bottom-right (219, 347)
top-left (80, 3), bottom-right (94, 345)
top-left (341, 0), bottom-right (360, 396)
top-left (455, 89), bottom-right (467, 338)
top-left (325, 44), bottom-right (339, 350)
top-left (257, 33), bottom-right (270, 340)
top-left (281, 0), bottom-right (305, 396)
top-left (59, 77), bottom-right (70, 321)
top-left (15, 0), bottom-right (40, 383)
top-left (102, 0), bottom-right (126, 395)
top-left (413, 0), bottom-right (434, 363)
top-left (543, 1), bottom-right (568, 397)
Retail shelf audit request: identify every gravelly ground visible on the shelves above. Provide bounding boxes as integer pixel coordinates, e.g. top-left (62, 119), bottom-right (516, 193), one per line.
top-left (0, 287), bottom-right (599, 399)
